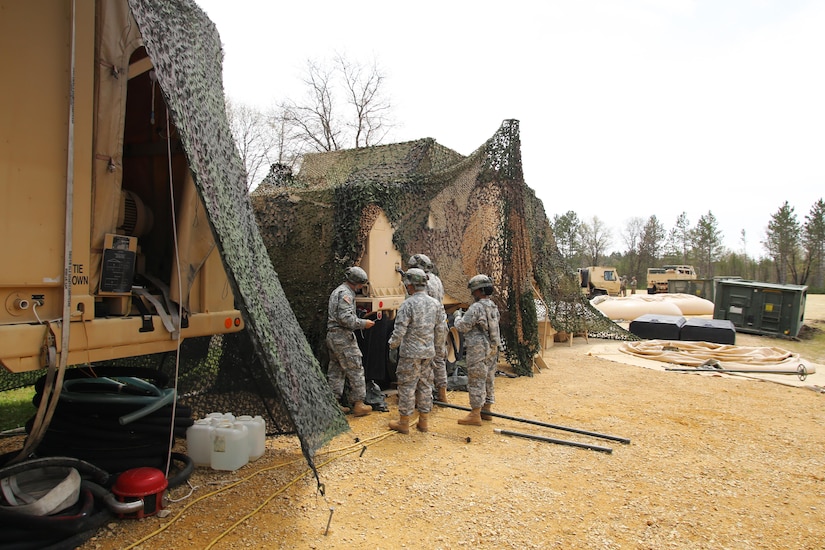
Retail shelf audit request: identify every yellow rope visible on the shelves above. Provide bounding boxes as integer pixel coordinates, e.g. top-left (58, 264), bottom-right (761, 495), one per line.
top-left (123, 430), bottom-right (397, 549)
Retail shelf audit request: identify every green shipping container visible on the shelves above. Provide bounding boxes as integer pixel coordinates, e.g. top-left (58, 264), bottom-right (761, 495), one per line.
top-left (669, 276), bottom-right (743, 301)
top-left (668, 279), bottom-right (715, 300)
top-left (713, 280), bottom-right (807, 338)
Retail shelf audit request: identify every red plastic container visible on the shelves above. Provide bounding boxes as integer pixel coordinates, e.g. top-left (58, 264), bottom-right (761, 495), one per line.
top-left (112, 467), bottom-right (168, 519)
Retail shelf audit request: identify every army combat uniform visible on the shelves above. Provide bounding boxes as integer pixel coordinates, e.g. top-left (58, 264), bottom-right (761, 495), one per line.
top-left (388, 290), bottom-right (447, 417)
top-left (454, 296), bottom-right (501, 410)
top-left (425, 271), bottom-right (449, 393)
top-left (326, 282), bottom-right (369, 405)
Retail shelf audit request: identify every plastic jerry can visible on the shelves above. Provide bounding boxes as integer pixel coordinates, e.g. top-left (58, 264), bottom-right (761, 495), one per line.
top-left (185, 419), bottom-right (214, 467)
top-left (210, 421), bottom-right (248, 471)
top-left (236, 415), bottom-right (266, 461)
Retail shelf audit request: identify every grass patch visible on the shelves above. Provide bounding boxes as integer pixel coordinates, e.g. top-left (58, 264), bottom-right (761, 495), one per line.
top-left (767, 319), bottom-right (825, 366)
top-left (0, 386), bottom-right (35, 432)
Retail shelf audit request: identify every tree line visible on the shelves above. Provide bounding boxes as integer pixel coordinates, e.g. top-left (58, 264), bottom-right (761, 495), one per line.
top-left (552, 200), bottom-right (825, 292)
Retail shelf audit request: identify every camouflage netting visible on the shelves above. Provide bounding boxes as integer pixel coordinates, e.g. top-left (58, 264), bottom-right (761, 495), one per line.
top-left (252, 120), bottom-right (635, 378)
top-left (122, 0), bottom-right (347, 473)
top-left (0, 2), bottom-right (633, 470)
top-left (1, 3), bottom-right (348, 477)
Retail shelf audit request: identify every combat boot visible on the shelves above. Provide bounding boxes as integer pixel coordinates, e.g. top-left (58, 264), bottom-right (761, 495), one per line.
top-left (416, 412), bottom-right (429, 432)
top-left (457, 408), bottom-right (483, 426)
top-left (389, 415), bottom-right (411, 434)
top-left (481, 404), bottom-right (493, 421)
top-left (351, 401), bottom-right (372, 417)
top-left (437, 386), bottom-right (448, 404)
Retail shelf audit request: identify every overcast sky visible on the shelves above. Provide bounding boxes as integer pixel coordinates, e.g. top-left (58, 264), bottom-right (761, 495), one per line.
top-left (194, 0), bottom-right (824, 258)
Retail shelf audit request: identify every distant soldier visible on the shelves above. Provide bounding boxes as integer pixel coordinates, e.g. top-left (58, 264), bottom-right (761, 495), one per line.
top-left (408, 253), bottom-right (449, 403)
top-left (630, 276), bottom-right (637, 295)
top-left (387, 268), bottom-right (447, 434)
top-left (326, 266), bottom-right (374, 417)
top-left (452, 274), bottom-right (501, 425)
top-left (619, 277), bottom-right (627, 297)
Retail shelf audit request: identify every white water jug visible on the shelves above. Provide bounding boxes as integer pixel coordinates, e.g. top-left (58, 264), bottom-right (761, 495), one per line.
top-left (211, 421), bottom-right (248, 471)
top-left (186, 419), bottom-right (214, 467)
top-left (236, 415), bottom-right (266, 461)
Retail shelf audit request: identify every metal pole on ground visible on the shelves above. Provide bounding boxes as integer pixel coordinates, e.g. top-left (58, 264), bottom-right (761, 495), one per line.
top-left (434, 401), bottom-right (630, 444)
top-left (665, 364), bottom-right (808, 381)
top-left (494, 429), bottom-right (613, 454)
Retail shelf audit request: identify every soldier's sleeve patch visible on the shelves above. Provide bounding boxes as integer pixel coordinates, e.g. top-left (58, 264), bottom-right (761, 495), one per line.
top-left (343, 295), bottom-right (352, 304)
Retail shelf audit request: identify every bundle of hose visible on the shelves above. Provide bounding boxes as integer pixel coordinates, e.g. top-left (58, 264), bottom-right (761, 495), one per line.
top-left (0, 457), bottom-right (118, 549)
top-left (29, 371), bottom-right (194, 474)
top-left (40, 407), bottom-right (194, 438)
top-left (0, 466), bottom-right (81, 516)
top-left (33, 366), bottom-right (170, 394)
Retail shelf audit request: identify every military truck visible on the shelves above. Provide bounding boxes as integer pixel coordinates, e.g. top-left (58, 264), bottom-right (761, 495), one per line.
top-left (0, 1), bottom-right (244, 373)
top-left (578, 266), bottom-right (622, 298)
top-left (646, 265), bottom-right (697, 294)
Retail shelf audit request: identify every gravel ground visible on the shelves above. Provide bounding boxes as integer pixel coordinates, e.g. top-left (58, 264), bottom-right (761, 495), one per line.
top-left (12, 299), bottom-right (825, 549)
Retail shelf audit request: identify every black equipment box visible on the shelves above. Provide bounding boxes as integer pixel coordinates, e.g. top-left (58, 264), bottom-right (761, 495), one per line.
top-left (680, 318), bottom-right (736, 344)
top-left (629, 314), bottom-right (685, 340)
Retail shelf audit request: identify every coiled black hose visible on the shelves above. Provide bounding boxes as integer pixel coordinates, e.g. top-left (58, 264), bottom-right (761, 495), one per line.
top-left (0, 453), bottom-right (193, 549)
top-left (25, 368), bottom-right (193, 473)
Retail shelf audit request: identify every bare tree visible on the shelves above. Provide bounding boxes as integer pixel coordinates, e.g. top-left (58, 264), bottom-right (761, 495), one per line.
top-left (283, 55), bottom-right (393, 153)
top-left (268, 103), bottom-right (302, 167)
top-left (621, 217), bottom-right (644, 276)
top-left (283, 60), bottom-right (340, 152)
top-left (579, 216), bottom-right (612, 266)
top-left (225, 99), bottom-right (278, 190)
top-left (337, 55), bottom-right (392, 148)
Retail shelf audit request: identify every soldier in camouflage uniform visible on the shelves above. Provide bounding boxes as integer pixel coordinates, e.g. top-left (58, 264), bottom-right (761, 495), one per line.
top-left (408, 254), bottom-right (449, 404)
top-left (452, 274), bottom-right (501, 426)
top-left (387, 268), bottom-right (447, 434)
top-left (326, 266), bottom-right (375, 417)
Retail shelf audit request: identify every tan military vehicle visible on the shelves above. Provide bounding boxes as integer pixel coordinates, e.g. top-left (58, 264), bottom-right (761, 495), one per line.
top-left (0, 2), bottom-right (244, 373)
top-left (646, 265), bottom-right (697, 294)
top-left (578, 266), bottom-right (622, 298)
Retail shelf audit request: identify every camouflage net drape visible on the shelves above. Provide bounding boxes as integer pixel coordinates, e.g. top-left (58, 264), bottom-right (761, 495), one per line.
top-left (252, 120), bottom-right (634, 377)
top-left (124, 0), bottom-right (347, 472)
top-left (2, 4), bottom-right (352, 474)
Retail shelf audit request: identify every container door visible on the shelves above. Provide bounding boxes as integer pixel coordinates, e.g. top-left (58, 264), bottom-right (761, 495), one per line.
top-left (721, 286), bottom-right (752, 328)
top-left (758, 290), bottom-right (784, 334)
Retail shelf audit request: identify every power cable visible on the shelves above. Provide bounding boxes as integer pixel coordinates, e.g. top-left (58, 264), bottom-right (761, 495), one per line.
top-left (123, 430), bottom-right (397, 549)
